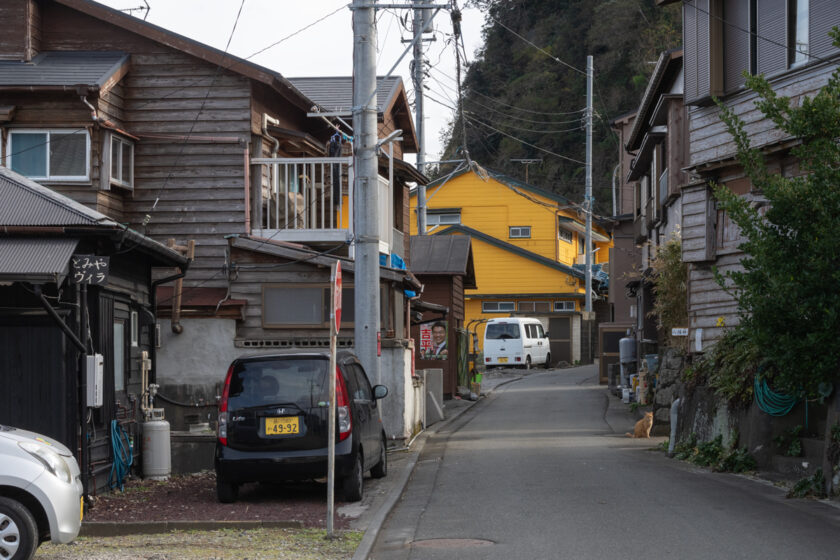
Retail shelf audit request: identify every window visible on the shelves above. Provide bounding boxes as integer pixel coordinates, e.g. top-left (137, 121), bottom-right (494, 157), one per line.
top-left (482, 301), bottom-right (515, 313)
top-left (110, 134), bottom-right (134, 189)
top-left (509, 226), bottom-right (531, 239)
top-left (7, 129), bottom-right (90, 180)
top-left (578, 235), bottom-right (585, 255)
top-left (558, 228), bottom-right (572, 244)
top-left (518, 301), bottom-right (550, 313)
top-left (788, 0), bottom-right (809, 67)
top-left (485, 322), bottom-right (520, 339)
top-left (113, 321), bottom-right (125, 392)
top-left (263, 283), bottom-right (355, 328)
top-left (554, 301), bottom-right (575, 312)
top-left (426, 212), bottom-right (461, 226)
top-left (130, 311), bottom-right (139, 347)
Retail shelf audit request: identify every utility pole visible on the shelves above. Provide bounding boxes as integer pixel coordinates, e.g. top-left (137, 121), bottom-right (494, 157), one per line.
top-left (412, 0), bottom-right (429, 234)
top-left (352, 0), bottom-right (381, 393)
top-left (585, 54), bottom-right (593, 315)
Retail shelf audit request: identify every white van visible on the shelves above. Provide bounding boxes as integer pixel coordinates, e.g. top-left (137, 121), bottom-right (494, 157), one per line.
top-left (483, 317), bottom-right (551, 369)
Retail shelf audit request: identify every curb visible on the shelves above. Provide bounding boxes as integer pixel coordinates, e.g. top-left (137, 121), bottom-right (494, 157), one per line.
top-left (80, 519), bottom-right (303, 537)
top-left (351, 373), bottom-right (522, 560)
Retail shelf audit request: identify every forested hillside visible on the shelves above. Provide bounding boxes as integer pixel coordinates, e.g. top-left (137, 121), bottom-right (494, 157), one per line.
top-left (437, 0), bottom-right (681, 214)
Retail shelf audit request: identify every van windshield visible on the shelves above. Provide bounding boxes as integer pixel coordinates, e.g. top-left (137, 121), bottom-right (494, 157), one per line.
top-left (486, 323), bottom-right (521, 340)
top-left (227, 358), bottom-right (329, 410)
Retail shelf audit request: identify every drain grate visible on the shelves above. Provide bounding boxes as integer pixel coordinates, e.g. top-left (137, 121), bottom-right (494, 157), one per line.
top-left (412, 538), bottom-right (495, 549)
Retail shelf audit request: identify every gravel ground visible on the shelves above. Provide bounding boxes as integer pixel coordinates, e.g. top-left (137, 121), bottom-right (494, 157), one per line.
top-left (35, 528), bottom-right (361, 559)
top-left (32, 472), bottom-right (363, 559)
top-left (83, 471), bottom-right (352, 529)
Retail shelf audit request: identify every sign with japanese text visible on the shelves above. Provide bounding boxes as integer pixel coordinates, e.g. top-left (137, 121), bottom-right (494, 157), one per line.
top-left (332, 261), bottom-right (342, 334)
top-left (419, 320), bottom-right (448, 360)
top-left (71, 255), bottom-right (110, 285)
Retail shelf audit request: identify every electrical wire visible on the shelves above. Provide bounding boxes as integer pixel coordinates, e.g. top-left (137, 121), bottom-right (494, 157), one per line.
top-left (464, 114), bottom-right (586, 166)
top-left (485, 14), bottom-right (586, 76)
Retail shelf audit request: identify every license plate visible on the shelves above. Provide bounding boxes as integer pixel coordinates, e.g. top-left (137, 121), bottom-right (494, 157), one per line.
top-left (80, 496), bottom-right (84, 522)
top-left (498, 357), bottom-right (508, 363)
top-left (264, 416), bottom-right (300, 435)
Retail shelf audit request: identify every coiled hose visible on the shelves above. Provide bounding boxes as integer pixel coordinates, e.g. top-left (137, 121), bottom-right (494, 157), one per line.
top-left (754, 376), bottom-right (798, 417)
top-left (108, 420), bottom-right (133, 491)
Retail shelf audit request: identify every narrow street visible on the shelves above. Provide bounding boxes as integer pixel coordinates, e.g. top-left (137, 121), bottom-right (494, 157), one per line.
top-left (371, 365), bottom-right (840, 560)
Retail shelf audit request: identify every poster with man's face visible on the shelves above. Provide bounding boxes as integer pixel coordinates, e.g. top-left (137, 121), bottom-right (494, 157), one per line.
top-left (419, 321), bottom-right (448, 360)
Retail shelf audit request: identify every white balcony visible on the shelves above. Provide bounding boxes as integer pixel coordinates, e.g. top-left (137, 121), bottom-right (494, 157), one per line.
top-left (251, 157), bottom-right (355, 245)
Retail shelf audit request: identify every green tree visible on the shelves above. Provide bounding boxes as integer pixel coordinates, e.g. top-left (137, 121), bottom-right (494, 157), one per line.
top-left (713, 29), bottom-right (840, 399)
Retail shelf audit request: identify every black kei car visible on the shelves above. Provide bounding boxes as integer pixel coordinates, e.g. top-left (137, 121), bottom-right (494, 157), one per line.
top-left (214, 351), bottom-right (389, 503)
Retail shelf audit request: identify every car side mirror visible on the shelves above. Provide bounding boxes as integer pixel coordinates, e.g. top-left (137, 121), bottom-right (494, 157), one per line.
top-left (373, 385), bottom-right (388, 400)
top-left (544, 332), bottom-right (550, 338)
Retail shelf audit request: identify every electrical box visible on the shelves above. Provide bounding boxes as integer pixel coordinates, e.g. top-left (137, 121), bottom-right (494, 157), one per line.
top-left (86, 354), bottom-right (104, 408)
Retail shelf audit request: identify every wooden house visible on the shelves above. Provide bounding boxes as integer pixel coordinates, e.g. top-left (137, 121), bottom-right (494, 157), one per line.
top-left (409, 166), bottom-right (612, 366)
top-left (0, 0), bottom-right (427, 462)
top-left (0, 166), bottom-right (187, 494)
top-left (659, 0), bottom-right (840, 351)
top-left (604, 48), bottom-right (688, 377)
top-left (409, 234), bottom-right (477, 397)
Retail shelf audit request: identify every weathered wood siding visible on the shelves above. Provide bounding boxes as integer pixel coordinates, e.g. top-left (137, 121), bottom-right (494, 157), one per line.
top-left (687, 254), bottom-right (742, 351)
top-left (37, 3), bottom-right (253, 288)
top-left (0, 0), bottom-right (38, 61)
top-left (681, 183), bottom-right (716, 262)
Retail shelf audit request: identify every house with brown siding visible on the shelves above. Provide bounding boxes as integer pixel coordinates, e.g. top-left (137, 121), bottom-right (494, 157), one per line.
top-left (659, 0), bottom-right (840, 352)
top-left (0, 0), bottom-right (427, 475)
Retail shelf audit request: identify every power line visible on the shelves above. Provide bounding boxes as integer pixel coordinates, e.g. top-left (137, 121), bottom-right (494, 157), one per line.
top-left (464, 114), bottom-right (586, 166)
top-left (486, 14), bottom-right (586, 76)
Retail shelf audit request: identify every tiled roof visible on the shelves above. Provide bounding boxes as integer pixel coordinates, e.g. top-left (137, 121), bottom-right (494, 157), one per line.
top-left (0, 238), bottom-right (79, 282)
top-left (287, 76), bottom-right (402, 113)
top-left (0, 51), bottom-right (129, 87)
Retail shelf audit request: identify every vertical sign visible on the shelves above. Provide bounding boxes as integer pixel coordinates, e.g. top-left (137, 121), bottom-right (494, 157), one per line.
top-left (327, 261), bottom-right (341, 538)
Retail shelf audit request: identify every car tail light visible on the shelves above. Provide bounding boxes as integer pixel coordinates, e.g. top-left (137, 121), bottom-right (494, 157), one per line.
top-left (515, 357), bottom-right (522, 362)
top-left (485, 357), bottom-right (490, 362)
top-left (217, 363), bottom-right (234, 446)
top-left (336, 367), bottom-right (352, 442)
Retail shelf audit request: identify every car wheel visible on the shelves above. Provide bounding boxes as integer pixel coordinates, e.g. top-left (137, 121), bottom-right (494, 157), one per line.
top-left (524, 356), bottom-right (531, 370)
top-left (544, 353), bottom-right (552, 369)
top-left (0, 496), bottom-right (38, 560)
top-left (370, 436), bottom-right (388, 479)
top-left (342, 452), bottom-right (364, 502)
top-left (216, 478), bottom-right (239, 504)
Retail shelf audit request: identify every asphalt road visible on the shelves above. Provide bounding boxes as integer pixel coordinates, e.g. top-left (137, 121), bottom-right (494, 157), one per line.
top-left (370, 365), bottom-right (840, 560)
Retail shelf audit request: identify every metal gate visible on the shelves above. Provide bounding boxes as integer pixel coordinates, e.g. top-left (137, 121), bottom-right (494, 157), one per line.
top-left (548, 316), bottom-right (572, 365)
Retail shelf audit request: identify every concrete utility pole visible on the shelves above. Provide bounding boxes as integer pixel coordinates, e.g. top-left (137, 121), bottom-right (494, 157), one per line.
top-left (413, 0), bottom-right (429, 234)
top-left (352, 0), bottom-right (381, 389)
top-left (585, 54), bottom-right (593, 314)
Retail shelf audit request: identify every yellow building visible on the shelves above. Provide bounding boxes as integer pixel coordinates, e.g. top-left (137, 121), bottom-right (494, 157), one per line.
top-left (409, 166), bottom-right (612, 364)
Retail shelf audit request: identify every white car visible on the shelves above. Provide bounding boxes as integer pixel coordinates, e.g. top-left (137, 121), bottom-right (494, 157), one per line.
top-left (0, 425), bottom-right (83, 560)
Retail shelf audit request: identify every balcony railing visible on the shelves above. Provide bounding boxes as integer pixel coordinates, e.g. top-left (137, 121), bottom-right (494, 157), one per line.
top-left (251, 157), bottom-right (354, 244)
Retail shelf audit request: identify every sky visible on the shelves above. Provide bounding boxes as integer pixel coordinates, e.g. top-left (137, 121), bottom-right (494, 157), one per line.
top-left (98, 0), bottom-right (486, 166)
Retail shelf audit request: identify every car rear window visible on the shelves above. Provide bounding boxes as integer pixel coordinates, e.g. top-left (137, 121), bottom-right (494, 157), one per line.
top-left (485, 323), bottom-right (521, 340)
top-left (227, 357), bottom-right (329, 410)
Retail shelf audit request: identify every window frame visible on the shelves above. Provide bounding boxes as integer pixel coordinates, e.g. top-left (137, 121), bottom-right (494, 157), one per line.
top-left (509, 226), bottom-right (531, 239)
top-left (787, 0), bottom-right (809, 68)
top-left (426, 211), bottom-right (461, 227)
top-left (558, 228), bottom-right (573, 244)
top-left (553, 301), bottom-right (576, 312)
top-left (109, 133), bottom-right (134, 190)
top-left (482, 301), bottom-right (515, 313)
top-left (6, 128), bottom-right (91, 181)
top-left (262, 283), bottom-right (356, 329)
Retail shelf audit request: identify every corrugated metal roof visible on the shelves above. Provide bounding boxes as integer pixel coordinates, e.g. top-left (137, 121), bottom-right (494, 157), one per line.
top-left (0, 51), bottom-right (129, 88)
top-left (410, 235), bottom-right (472, 275)
top-left (0, 238), bottom-right (79, 282)
top-left (287, 76), bottom-right (402, 114)
top-left (0, 167), bottom-right (115, 227)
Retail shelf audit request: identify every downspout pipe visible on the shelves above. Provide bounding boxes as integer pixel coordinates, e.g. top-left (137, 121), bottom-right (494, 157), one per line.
top-left (668, 397), bottom-right (681, 456)
top-left (150, 265), bottom-right (189, 382)
top-left (262, 114), bottom-right (281, 231)
top-left (612, 163), bottom-right (620, 217)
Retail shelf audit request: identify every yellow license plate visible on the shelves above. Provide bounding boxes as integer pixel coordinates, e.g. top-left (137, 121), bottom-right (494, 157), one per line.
top-left (264, 417), bottom-right (300, 435)
top-left (80, 496), bottom-right (84, 522)
top-left (498, 357), bottom-right (508, 363)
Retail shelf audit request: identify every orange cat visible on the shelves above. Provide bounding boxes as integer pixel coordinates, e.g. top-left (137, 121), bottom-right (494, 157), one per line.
top-left (626, 411), bottom-right (653, 438)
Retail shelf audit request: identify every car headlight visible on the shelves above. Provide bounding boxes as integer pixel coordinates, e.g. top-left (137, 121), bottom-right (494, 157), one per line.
top-left (19, 441), bottom-right (73, 484)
